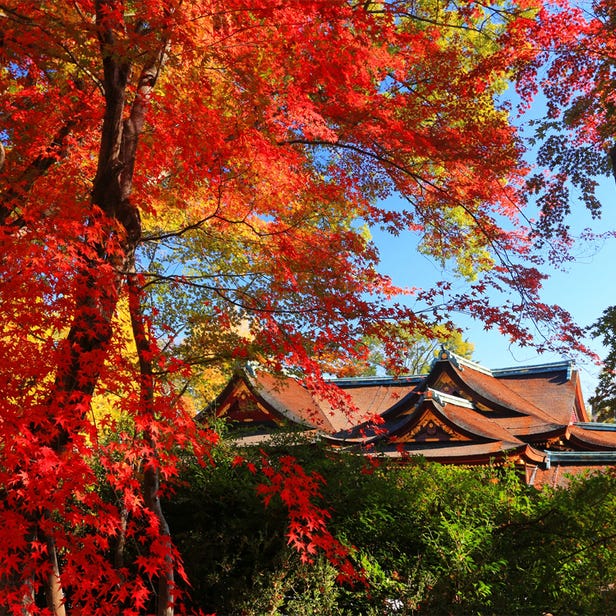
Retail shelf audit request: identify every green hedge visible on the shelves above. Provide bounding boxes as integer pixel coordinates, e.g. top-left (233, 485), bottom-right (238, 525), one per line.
top-left (166, 440), bottom-right (616, 615)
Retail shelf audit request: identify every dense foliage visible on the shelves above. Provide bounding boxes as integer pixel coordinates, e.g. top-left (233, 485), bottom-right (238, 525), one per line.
top-left (589, 307), bottom-right (616, 421)
top-left (522, 0), bottom-right (616, 250)
top-left (169, 441), bottom-right (616, 615)
top-left (0, 0), bottom-right (610, 612)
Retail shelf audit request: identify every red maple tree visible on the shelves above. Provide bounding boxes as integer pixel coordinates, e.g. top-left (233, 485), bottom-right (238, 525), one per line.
top-left (515, 0), bottom-right (616, 250)
top-left (0, 0), bottom-right (590, 613)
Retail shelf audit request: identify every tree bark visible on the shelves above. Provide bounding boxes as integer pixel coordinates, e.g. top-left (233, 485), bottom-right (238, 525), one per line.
top-left (30, 3), bottom-right (170, 611)
top-left (128, 276), bottom-right (175, 616)
top-left (45, 536), bottom-right (66, 616)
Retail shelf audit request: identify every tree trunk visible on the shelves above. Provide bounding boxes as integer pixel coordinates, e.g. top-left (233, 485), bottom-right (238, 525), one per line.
top-left (45, 536), bottom-right (66, 616)
top-left (128, 276), bottom-right (175, 616)
top-left (2, 3), bottom-right (170, 611)
top-left (27, 2), bottom-right (169, 609)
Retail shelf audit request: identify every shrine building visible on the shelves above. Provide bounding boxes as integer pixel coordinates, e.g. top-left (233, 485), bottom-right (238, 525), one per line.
top-left (198, 349), bottom-right (616, 487)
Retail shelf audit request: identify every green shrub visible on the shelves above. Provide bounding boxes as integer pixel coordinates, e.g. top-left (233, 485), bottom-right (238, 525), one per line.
top-left (167, 440), bottom-right (616, 615)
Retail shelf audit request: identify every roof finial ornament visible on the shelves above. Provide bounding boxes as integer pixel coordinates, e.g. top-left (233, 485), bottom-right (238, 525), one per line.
top-left (436, 345), bottom-right (466, 371)
top-left (438, 345), bottom-right (450, 361)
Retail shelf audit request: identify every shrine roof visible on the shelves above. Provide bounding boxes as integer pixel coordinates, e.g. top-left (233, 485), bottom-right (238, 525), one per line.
top-left (545, 449), bottom-right (616, 466)
top-left (388, 390), bottom-right (526, 447)
top-left (494, 363), bottom-right (588, 424)
top-left (201, 353), bottom-right (591, 454)
top-left (246, 370), bottom-right (357, 433)
top-left (488, 415), bottom-right (565, 439)
top-left (566, 424), bottom-right (616, 450)
top-left (331, 377), bottom-right (420, 418)
top-left (376, 442), bottom-right (545, 464)
top-left (441, 356), bottom-right (572, 426)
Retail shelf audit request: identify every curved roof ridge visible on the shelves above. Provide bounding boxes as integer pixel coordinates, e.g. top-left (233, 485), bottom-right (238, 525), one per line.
top-left (446, 360), bottom-right (567, 426)
top-left (492, 360), bottom-right (573, 378)
top-left (574, 422), bottom-right (616, 432)
top-left (386, 392), bottom-right (524, 446)
top-left (328, 374), bottom-right (424, 387)
top-left (434, 348), bottom-right (492, 375)
top-left (245, 370), bottom-right (341, 433)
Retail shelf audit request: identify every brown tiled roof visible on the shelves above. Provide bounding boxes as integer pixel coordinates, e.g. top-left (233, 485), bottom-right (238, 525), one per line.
top-left (490, 415), bottom-right (566, 440)
top-left (201, 355), bottom-right (609, 471)
top-left (247, 371), bottom-right (357, 433)
top-left (389, 394), bottom-right (524, 447)
top-left (496, 367), bottom-right (588, 424)
top-left (336, 381), bottom-right (419, 418)
top-left (567, 425), bottom-right (616, 450)
top-left (447, 361), bottom-right (564, 425)
top-left (426, 359), bottom-right (570, 442)
top-left (378, 442), bottom-right (545, 465)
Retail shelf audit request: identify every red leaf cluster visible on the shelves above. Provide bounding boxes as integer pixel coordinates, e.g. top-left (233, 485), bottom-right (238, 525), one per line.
top-left (0, 0), bottom-right (591, 612)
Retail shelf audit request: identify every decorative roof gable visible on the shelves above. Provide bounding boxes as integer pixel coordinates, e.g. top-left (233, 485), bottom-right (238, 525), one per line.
top-left (200, 374), bottom-right (288, 427)
top-left (198, 352), bottom-right (603, 471)
top-left (199, 368), bottom-right (359, 434)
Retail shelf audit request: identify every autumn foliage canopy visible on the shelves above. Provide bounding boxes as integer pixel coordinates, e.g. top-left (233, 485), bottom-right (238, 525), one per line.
top-left (0, 0), bottom-right (608, 613)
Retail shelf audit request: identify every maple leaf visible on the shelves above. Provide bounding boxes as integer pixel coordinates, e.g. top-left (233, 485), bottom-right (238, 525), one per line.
top-left (0, 0), bottom-right (590, 611)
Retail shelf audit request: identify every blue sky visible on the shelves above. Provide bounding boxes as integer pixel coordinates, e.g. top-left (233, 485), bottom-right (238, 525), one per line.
top-left (369, 70), bottom-right (616, 402)
top-left (372, 176), bottom-right (616, 401)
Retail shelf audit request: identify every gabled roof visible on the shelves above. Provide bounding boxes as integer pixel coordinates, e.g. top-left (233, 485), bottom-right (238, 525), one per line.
top-left (198, 351), bottom-right (602, 467)
top-left (389, 389), bottom-right (525, 447)
top-left (421, 353), bottom-right (571, 442)
top-left (328, 375), bottom-right (422, 419)
top-left (493, 362), bottom-right (589, 424)
top-left (328, 387), bottom-right (544, 464)
top-left (198, 368), bottom-right (360, 433)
